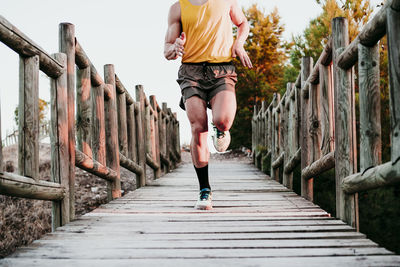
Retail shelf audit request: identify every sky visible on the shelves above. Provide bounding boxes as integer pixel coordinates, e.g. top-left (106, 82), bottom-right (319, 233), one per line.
top-left (0, 0), bottom-right (382, 148)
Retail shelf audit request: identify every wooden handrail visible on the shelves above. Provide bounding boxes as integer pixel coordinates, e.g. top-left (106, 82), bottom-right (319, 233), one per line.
top-left (252, 5), bottom-right (400, 230)
top-left (0, 18), bottom-right (181, 230)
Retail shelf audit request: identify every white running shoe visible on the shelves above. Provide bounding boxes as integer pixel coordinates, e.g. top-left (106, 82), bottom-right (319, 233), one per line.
top-left (212, 125), bottom-right (231, 152)
top-left (195, 188), bottom-right (212, 210)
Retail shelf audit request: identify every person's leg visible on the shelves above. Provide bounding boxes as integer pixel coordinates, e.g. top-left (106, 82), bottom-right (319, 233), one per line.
top-left (210, 86), bottom-right (237, 132)
top-left (185, 95), bottom-right (209, 168)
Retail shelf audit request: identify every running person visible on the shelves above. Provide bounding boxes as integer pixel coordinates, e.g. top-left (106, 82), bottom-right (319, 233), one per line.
top-left (164, 0), bottom-right (252, 210)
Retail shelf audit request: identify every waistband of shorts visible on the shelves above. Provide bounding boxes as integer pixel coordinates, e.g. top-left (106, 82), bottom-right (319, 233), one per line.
top-left (181, 61), bottom-right (233, 66)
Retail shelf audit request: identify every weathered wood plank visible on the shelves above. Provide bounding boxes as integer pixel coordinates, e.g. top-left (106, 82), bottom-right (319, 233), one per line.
top-left (271, 93), bottom-right (280, 181)
top-left (302, 152), bottom-right (335, 180)
top-left (91, 84), bottom-right (106, 165)
top-left (387, 4), bottom-right (400, 163)
top-left (18, 55), bottom-right (39, 181)
top-left (358, 44), bottom-right (381, 173)
top-left (332, 17), bottom-right (358, 229)
top-left (74, 40), bottom-right (103, 87)
top-left (4, 256), bottom-right (400, 267)
top-left (342, 159), bottom-right (400, 194)
top-left (50, 53), bottom-right (70, 228)
top-left (0, 171), bottom-right (65, 200)
top-left (119, 152), bottom-right (143, 175)
top-left (150, 96), bottom-right (161, 178)
top-left (300, 57), bottom-right (313, 201)
top-left (0, 15), bottom-right (64, 78)
top-left (59, 22), bottom-right (76, 221)
top-left (76, 67), bottom-right (92, 157)
top-left (319, 64), bottom-right (334, 156)
top-left (337, 0), bottom-right (392, 69)
top-left (104, 65), bottom-right (121, 199)
top-left (117, 88), bottom-right (128, 157)
top-left (135, 99), bottom-right (146, 187)
top-left (75, 149), bottom-right (117, 182)
top-left (126, 103), bottom-right (137, 163)
top-left (309, 82), bottom-right (321, 164)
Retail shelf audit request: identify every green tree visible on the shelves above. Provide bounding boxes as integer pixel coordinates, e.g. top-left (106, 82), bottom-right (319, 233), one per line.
top-left (290, 0), bottom-right (373, 69)
top-left (230, 5), bottom-right (288, 149)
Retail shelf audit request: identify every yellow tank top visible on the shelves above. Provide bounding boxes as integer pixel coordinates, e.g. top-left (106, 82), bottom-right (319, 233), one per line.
top-left (179, 0), bottom-right (234, 63)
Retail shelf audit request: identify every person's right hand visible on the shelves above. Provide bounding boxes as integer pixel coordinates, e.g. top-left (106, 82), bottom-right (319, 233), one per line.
top-left (174, 32), bottom-right (186, 58)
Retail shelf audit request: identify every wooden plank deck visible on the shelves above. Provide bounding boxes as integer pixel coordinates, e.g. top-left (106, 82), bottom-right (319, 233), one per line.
top-left (2, 162), bottom-right (400, 266)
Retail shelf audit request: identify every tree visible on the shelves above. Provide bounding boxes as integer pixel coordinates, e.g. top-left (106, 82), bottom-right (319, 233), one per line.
top-left (290, 0), bottom-right (373, 69)
top-left (230, 5), bottom-right (288, 149)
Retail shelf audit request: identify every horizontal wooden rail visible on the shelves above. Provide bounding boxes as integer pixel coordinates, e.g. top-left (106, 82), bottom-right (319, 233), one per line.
top-left (0, 15), bottom-right (64, 78)
top-left (284, 148), bottom-right (301, 174)
top-left (0, 172), bottom-right (65, 200)
top-left (272, 152), bottom-right (285, 169)
top-left (342, 160), bottom-right (400, 194)
top-left (302, 152), bottom-right (335, 180)
top-left (119, 153), bottom-right (143, 175)
top-left (75, 40), bottom-right (104, 87)
top-left (75, 150), bottom-right (118, 181)
top-left (146, 153), bottom-right (160, 170)
top-left (252, 0), bottom-right (400, 231)
top-left (115, 75), bottom-right (135, 104)
top-left (337, 0), bottom-right (391, 69)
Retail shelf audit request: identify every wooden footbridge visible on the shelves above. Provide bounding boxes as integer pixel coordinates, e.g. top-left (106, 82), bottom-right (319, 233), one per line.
top-left (1, 0), bottom-right (400, 265)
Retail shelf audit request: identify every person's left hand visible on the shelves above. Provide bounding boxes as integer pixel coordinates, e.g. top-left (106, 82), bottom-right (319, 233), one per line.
top-left (232, 41), bottom-right (252, 68)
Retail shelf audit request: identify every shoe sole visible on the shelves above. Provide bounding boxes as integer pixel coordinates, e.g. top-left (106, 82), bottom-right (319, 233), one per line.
top-left (195, 204), bottom-right (213, 210)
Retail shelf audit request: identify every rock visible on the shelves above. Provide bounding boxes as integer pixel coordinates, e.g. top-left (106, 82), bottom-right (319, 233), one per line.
top-left (91, 187), bottom-right (99, 193)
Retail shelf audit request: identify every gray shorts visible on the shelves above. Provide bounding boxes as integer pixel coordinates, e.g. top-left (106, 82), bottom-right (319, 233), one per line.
top-left (176, 62), bottom-right (237, 110)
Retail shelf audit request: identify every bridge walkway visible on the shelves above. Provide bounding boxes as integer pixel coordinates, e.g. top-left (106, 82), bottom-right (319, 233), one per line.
top-left (2, 161), bottom-right (400, 266)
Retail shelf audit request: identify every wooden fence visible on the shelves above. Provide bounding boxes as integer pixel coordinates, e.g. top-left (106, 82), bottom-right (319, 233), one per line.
top-left (2, 122), bottom-right (50, 147)
top-left (0, 16), bottom-right (181, 230)
top-left (252, 0), bottom-right (400, 230)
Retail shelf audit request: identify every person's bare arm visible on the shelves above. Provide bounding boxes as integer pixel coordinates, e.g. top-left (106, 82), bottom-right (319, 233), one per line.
top-left (229, 0), bottom-right (252, 68)
top-left (164, 2), bottom-right (186, 60)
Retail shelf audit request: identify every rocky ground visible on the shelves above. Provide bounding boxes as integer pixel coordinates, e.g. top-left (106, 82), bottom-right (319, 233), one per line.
top-left (0, 145), bottom-right (250, 258)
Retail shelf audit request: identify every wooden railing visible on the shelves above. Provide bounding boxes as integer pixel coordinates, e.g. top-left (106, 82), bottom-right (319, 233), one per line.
top-left (252, 0), bottom-right (400, 230)
top-left (2, 122), bottom-right (50, 147)
top-left (0, 17), bottom-right (180, 230)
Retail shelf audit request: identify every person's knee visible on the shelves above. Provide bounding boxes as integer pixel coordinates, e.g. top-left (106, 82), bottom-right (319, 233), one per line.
top-left (191, 121), bottom-right (208, 135)
top-left (213, 116), bottom-right (232, 132)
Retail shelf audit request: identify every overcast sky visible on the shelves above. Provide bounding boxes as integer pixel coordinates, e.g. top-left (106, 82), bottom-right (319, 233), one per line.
top-left (0, 0), bottom-right (382, 147)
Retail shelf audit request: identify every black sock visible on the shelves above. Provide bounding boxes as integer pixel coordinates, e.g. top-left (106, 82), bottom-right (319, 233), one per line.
top-left (194, 165), bottom-right (211, 190)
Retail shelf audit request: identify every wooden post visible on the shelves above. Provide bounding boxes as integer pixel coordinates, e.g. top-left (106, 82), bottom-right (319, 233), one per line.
top-left (150, 96), bottom-right (161, 178)
top-left (358, 43), bottom-right (381, 172)
top-left (310, 80), bottom-right (322, 165)
top-left (127, 103), bottom-right (137, 163)
top-left (261, 106), bottom-right (270, 173)
top-left (76, 67), bottom-right (92, 157)
top-left (332, 17), bottom-right (358, 228)
top-left (104, 64), bottom-right (121, 199)
top-left (300, 57), bottom-right (313, 201)
top-left (59, 23), bottom-right (76, 220)
top-left (91, 85), bottom-right (106, 166)
top-left (252, 105), bottom-right (256, 164)
top-left (136, 85), bottom-right (146, 187)
top-left (18, 55), bottom-right (39, 181)
top-left (176, 120), bottom-right (181, 160)
top-left (319, 64), bottom-right (334, 156)
top-left (161, 103), bottom-right (169, 172)
top-left (283, 83), bottom-right (293, 189)
top-left (117, 89), bottom-right (128, 157)
top-left (387, 3), bottom-right (400, 164)
top-left (270, 93), bottom-right (280, 181)
top-left (163, 103), bottom-right (171, 168)
top-left (50, 53), bottom-right (70, 229)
